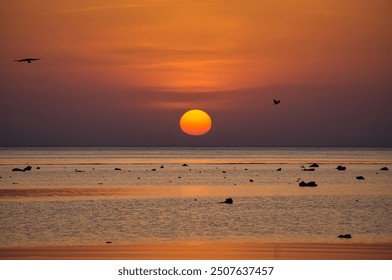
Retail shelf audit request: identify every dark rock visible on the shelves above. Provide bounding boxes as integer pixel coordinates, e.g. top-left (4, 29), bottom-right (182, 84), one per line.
top-left (302, 168), bottom-right (315, 171)
top-left (182, 163), bottom-right (188, 167)
top-left (299, 181), bottom-right (318, 187)
top-left (276, 168), bottom-right (282, 171)
top-left (380, 167), bottom-right (389, 171)
top-left (12, 168), bottom-right (23, 172)
top-left (356, 176), bottom-right (365, 180)
top-left (36, 167), bottom-right (40, 169)
top-left (336, 165), bottom-right (346, 171)
top-left (151, 168), bottom-right (156, 171)
top-left (222, 171), bottom-right (226, 173)
top-left (75, 169), bottom-right (84, 173)
top-left (114, 168), bottom-right (122, 171)
top-left (160, 165), bottom-right (164, 168)
top-left (249, 179), bottom-right (254, 182)
top-left (23, 165), bottom-right (32, 171)
top-left (106, 241), bottom-right (112, 244)
top-left (338, 234), bottom-right (352, 239)
top-left (220, 198), bottom-right (233, 204)
top-left (309, 163), bottom-right (319, 168)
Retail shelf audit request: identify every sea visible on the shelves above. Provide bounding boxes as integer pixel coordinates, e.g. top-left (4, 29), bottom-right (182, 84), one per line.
top-left (0, 147), bottom-right (391, 247)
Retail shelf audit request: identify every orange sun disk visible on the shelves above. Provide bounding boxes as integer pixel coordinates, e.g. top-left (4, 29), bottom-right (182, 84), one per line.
top-left (180, 109), bottom-right (212, 136)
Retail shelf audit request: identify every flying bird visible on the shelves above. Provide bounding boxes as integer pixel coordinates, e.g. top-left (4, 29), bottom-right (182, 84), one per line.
top-left (273, 99), bottom-right (280, 105)
top-left (14, 58), bottom-right (40, 63)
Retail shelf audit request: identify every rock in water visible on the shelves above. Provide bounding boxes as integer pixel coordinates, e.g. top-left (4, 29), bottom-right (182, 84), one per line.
top-left (309, 163), bottom-right (319, 168)
top-left (338, 234), bottom-right (352, 239)
top-left (23, 165), bottom-right (32, 171)
top-left (12, 168), bottom-right (23, 172)
top-left (220, 198), bottom-right (233, 204)
top-left (356, 176), bottom-right (365, 180)
top-left (299, 181), bottom-right (318, 187)
top-left (336, 165), bottom-right (346, 171)
top-left (380, 167), bottom-right (389, 171)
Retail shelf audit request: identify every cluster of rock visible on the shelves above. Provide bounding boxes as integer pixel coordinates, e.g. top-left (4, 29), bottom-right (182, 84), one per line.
top-left (302, 163), bottom-right (319, 172)
top-left (12, 165), bottom-right (32, 172)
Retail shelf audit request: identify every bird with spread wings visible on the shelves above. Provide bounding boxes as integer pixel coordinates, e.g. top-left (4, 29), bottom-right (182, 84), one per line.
top-left (14, 58), bottom-right (40, 63)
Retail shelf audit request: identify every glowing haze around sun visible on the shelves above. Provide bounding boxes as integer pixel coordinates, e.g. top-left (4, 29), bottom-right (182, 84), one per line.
top-left (180, 109), bottom-right (212, 136)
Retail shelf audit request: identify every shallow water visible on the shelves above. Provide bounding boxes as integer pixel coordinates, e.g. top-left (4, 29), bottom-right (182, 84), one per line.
top-left (0, 148), bottom-right (391, 246)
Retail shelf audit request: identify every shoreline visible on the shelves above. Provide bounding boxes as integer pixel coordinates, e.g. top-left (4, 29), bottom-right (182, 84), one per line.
top-left (1, 242), bottom-right (391, 260)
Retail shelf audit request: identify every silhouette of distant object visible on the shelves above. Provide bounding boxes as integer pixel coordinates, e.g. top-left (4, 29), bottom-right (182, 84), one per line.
top-left (302, 168), bottom-right (315, 171)
top-left (220, 198), bottom-right (233, 204)
top-left (299, 181), bottom-right (318, 187)
top-left (338, 234), bottom-right (352, 239)
top-left (12, 165), bottom-right (32, 172)
top-left (14, 58), bottom-right (40, 63)
top-left (273, 99), bottom-right (280, 105)
top-left (336, 165), bottom-right (346, 171)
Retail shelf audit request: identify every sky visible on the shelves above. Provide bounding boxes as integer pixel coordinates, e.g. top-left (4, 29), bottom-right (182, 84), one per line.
top-left (1, 0), bottom-right (391, 147)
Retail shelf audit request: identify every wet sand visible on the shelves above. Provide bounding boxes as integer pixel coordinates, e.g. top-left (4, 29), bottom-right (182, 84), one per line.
top-left (1, 242), bottom-right (391, 260)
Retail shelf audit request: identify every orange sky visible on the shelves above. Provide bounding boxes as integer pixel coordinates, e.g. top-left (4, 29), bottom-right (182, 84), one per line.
top-left (1, 0), bottom-right (391, 146)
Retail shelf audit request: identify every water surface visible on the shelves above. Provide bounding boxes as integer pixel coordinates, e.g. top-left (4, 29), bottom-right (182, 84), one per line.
top-left (1, 148), bottom-right (391, 246)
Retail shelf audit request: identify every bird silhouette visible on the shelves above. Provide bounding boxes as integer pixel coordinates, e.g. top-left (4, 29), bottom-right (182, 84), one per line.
top-left (14, 58), bottom-right (40, 63)
top-left (273, 99), bottom-right (280, 105)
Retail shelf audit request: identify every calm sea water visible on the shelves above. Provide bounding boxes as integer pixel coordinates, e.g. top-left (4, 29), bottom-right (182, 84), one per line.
top-left (0, 148), bottom-right (391, 246)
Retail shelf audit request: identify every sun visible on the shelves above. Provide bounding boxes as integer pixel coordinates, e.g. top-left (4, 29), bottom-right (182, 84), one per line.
top-left (180, 109), bottom-right (212, 136)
